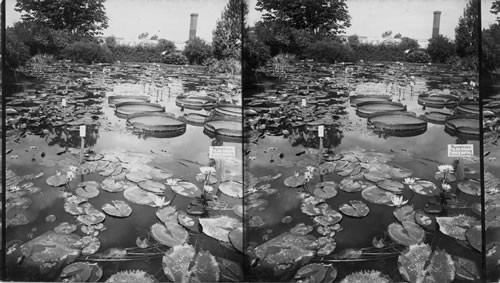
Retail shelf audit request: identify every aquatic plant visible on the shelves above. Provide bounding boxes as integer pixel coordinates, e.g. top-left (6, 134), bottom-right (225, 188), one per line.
top-left (389, 195), bottom-right (408, 207)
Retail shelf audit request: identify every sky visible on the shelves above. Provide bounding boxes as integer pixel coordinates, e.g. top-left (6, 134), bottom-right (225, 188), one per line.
top-left (483, 0), bottom-right (498, 28)
top-left (6, 0), bottom-right (229, 43)
top-left (247, 0), bottom-right (489, 40)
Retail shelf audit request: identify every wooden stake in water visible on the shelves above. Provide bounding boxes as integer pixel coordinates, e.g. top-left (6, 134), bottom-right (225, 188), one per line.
top-left (62, 98), bottom-right (67, 118)
top-left (79, 125), bottom-right (86, 164)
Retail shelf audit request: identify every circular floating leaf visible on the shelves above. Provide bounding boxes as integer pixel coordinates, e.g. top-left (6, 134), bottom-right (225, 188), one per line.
top-left (156, 206), bottom-right (178, 223)
top-left (177, 210), bottom-right (199, 232)
top-left (219, 181), bottom-right (243, 198)
top-left (316, 237), bottom-right (337, 256)
top-left (79, 236), bottom-right (101, 255)
top-left (340, 270), bottom-right (391, 283)
top-left (171, 181), bottom-right (202, 198)
top-left (393, 205), bottom-right (415, 223)
top-left (150, 222), bottom-right (188, 247)
top-left (54, 222), bottom-right (77, 234)
top-left (388, 221), bottom-right (425, 246)
top-left (301, 196), bottom-right (324, 216)
top-left (199, 216), bottom-right (241, 242)
top-left (105, 270), bottom-right (156, 283)
top-left (398, 243), bottom-right (455, 283)
top-left (123, 186), bottom-right (158, 206)
top-left (364, 172), bottom-right (390, 183)
top-left (102, 200), bottom-right (132, 217)
top-left (454, 256), bottom-right (480, 281)
top-left (465, 225), bottom-right (481, 252)
top-left (457, 179), bottom-right (480, 196)
top-left (294, 263), bottom-right (334, 283)
top-left (339, 200), bottom-right (369, 217)
top-left (361, 186), bottom-right (396, 205)
top-left (77, 208), bottom-right (106, 226)
top-left (138, 180), bottom-right (166, 194)
top-left (414, 210), bottom-right (435, 229)
top-left (101, 177), bottom-right (126, 192)
top-left (229, 227), bottom-right (243, 253)
top-left (60, 262), bottom-right (93, 282)
top-left (313, 181), bottom-right (338, 199)
top-left (162, 244), bottom-right (195, 282)
top-left (377, 180), bottom-right (404, 193)
top-left (436, 215), bottom-right (480, 241)
top-left (409, 180), bottom-right (440, 196)
top-left (76, 181), bottom-right (100, 198)
top-left (46, 174), bottom-right (69, 187)
top-left (290, 223), bottom-right (313, 235)
top-left (284, 174), bottom-right (306, 188)
top-left (191, 250), bottom-right (220, 282)
top-left (339, 178), bottom-right (363, 192)
top-left (126, 171), bottom-right (152, 183)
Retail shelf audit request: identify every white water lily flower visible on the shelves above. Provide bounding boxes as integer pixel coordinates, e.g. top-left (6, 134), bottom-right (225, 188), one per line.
top-left (442, 183), bottom-right (452, 192)
top-left (152, 196), bottom-right (169, 208)
top-left (66, 170), bottom-right (75, 181)
top-left (166, 178), bottom-right (178, 186)
top-left (69, 165), bottom-right (78, 173)
top-left (304, 171), bottom-right (313, 182)
top-left (199, 166), bottom-right (216, 175)
top-left (294, 171), bottom-right (300, 177)
top-left (9, 185), bottom-right (21, 192)
top-left (204, 185), bottom-right (214, 193)
top-left (306, 166), bottom-right (315, 173)
top-left (437, 165), bottom-right (454, 173)
top-left (390, 195), bottom-right (408, 207)
top-left (403, 177), bottom-right (416, 185)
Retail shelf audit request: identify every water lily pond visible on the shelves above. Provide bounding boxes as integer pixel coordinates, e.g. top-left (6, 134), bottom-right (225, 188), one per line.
top-left (244, 61), bottom-right (482, 282)
top-left (5, 62), bottom-right (243, 282)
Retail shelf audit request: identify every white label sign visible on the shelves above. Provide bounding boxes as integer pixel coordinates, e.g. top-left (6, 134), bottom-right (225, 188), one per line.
top-left (318, 125), bottom-right (324, 137)
top-left (301, 99), bottom-right (306, 107)
top-left (448, 144), bottom-right (473, 158)
top-left (62, 99), bottom-right (67, 107)
top-left (79, 125), bottom-right (86, 137)
top-left (209, 146), bottom-right (236, 160)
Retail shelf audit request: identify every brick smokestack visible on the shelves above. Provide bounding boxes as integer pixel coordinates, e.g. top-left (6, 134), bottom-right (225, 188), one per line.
top-left (189, 13), bottom-right (198, 41)
top-left (432, 11), bottom-right (441, 38)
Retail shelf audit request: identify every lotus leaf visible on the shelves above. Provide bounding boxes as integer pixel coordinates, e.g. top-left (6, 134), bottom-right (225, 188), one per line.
top-left (364, 172), bottom-right (391, 183)
top-left (398, 243), bottom-right (455, 283)
top-left (290, 223), bottom-right (313, 235)
top-left (284, 174), bottom-right (306, 188)
top-left (75, 181), bottom-right (100, 198)
top-left (361, 186), bottom-right (397, 205)
top-left (46, 174), bottom-right (69, 187)
top-left (233, 204), bottom-right (243, 218)
top-left (313, 181), bottom-right (338, 199)
top-left (388, 221), bottom-right (425, 246)
top-left (339, 178), bottom-right (362, 192)
top-left (125, 171), bottom-right (152, 183)
top-left (337, 163), bottom-right (356, 177)
top-left (219, 181), bottom-right (243, 198)
top-left (453, 256), bottom-right (480, 281)
top-left (162, 244), bottom-right (196, 283)
top-left (393, 205), bottom-right (415, 223)
top-left (390, 166), bottom-right (413, 179)
top-left (377, 180), bottom-right (404, 193)
top-left (156, 206), bottom-right (178, 223)
top-left (64, 202), bottom-right (85, 216)
top-left (199, 216), bottom-right (241, 242)
top-left (101, 177), bottom-right (127, 192)
top-left (318, 162), bottom-right (336, 174)
top-left (105, 270), bottom-right (156, 283)
top-left (171, 181), bottom-right (202, 198)
top-left (340, 270), bottom-right (391, 283)
top-left (138, 180), bottom-right (166, 194)
top-left (7, 209), bottom-right (32, 227)
top-left (229, 227), bottom-right (243, 253)
top-left (301, 196), bottom-right (324, 216)
top-left (151, 222), bottom-right (188, 247)
top-left (123, 186), bottom-right (158, 206)
top-left (436, 215), bottom-right (480, 241)
top-left (54, 222), bottom-right (77, 234)
top-left (102, 200), bottom-right (132, 217)
top-left (150, 167), bottom-right (174, 180)
top-left (465, 225), bottom-right (481, 252)
top-left (77, 207), bottom-right (105, 225)
top-left (409, 180), bottom-right (440, 196)
top-left (339, 200), bottom-right (369, 217)
top-left (457, 179), bottom-right (480, 196)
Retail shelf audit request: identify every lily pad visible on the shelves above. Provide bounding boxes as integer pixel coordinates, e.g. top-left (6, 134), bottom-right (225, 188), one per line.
top-left (465, 225), bottom-right (481, 252)
top-left (60, 262), bottom-right (100, 282)
top-left (125, 171), bottom-right (152, 183)
top-left (301, 196), bottom-right (324, 216)
top-left (123, 186), bottom-right (158, 206)
top-left (151, 222), bottom-right (189, 247)
top-left (453, 256), bottom-right (480, 281)
top-left (191, 250), bottom-right (220, 282)
top-left (79, 236), bottom-right (100, 255)
top-left (294, 263), bottom-right (337, 283)
top-left (171, 181), bottom-right (202, 198)
top-left (398, 243), bottom-right (455, 283)
top-left (361, 186), bottom-right (397, 205)
top-left (162, 244), bottom-right (196, 283)
top-left (54, 222), bottom-right (78, 234)
top-left (77, 207), bottom-right (106, 226)
top-left (219, 181), bottom-right (243, 198)
top-left (388, 221), bottom-right (425, 246)
top-left (393, 205), bottom-right (415, 223)
top-left (409, 180), bottom-right (440, 196)
top-left (340, 270), bottom-right (391, 283)
top-left (46, 174), bottom-right (69, 187)
top-left (290, 223), bottom-right (314, 235)
top-left (377, 180), bottom-right (404, 193)
top-left (102, 200), bottom-right (132, 217)
top-left (138, 180), bottom-right (166, 194)
top-left (156, 206), bottom-right (178, 223)
top-left (75, 181), bottom-right (100, 199)
top-left (313, 181), bottom-right (338, 199)
top-left (457, 179), bottom-right (480, 196)
top-left (199, 216), bottom-right (241, 242)
top-left (229, 227), bottom-right (243, 253)
top-left (316, 237), bottom-right (337, 256)
top-left (414, 210), bottom-right (435, 229)
top-left (177, 211), bottom-right (199, 232)
top-left (339, 200), bottom-right (369, 218)
top-left (106, 270), bottom-right (156, 283)
top-left (101, 177), bottom-right (126, 192)
top-left (284, 174), bottom-right (306, 188)
top-left (436, 215), bottom-right (480, 241)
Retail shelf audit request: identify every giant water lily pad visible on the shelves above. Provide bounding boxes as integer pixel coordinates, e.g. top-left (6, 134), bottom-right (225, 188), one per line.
top-left (219, 181), bottom-right (243, 198)
top-left (199, 216), bottom-right (241, 242)
top-left (398, 243), bottom-right (455, 283)
top-left (138, 180), bottom-right (166, 194)
top-left (284, 174), bottom-right (306, 188)
top-left (409, 180), bottom-right (440, 196)
top-left (436, 215), bottom-right (480, 241)
top-left (313, 181), bottom-right (338, 199)
top-left (339, 200), bottom-right (369, 217)
top-left (102, 200), bottom-right (132, 217)
top-left (388, 221), bottom-right (425, 246)
top-left (151, 222), bottom-right (188, 247)
top-left (106, 270), bottom-right (156, 283)
top-left (123, 186), bottom-right (158, 206)
top-left (229, 227), bottom-right (243, 253)
top-left (171, 181), bottom-right (202, 198)
top-left (361, 186), bottom-right (396, 205)
top-left (46, 174), bottom-right (69, 187)
top-left (377, 180), bottom-right (404, 193)
top-left (76, 181), bottom-right (100, 198)
top-left (457, 179), bottom-right (480, 196)
top-left (340, 270), bottom-right (391, 283)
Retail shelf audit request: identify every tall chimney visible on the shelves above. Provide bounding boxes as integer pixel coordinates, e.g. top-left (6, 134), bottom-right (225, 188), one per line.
top-left (189, 13), bottom-right (198, 41)
top-left (432, 11), bottom-right (441, 38)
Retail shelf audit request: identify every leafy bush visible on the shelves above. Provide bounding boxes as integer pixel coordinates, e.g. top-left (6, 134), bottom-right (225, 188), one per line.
top-left (162, 51), bottom-right (188, 65)
top-left (206, 58), bottom-right (241, 75)
top-left (5, 28), bottom-right (31, 69)
top-left (183, 37), bottom-right (213, 65)
top-left (30, 53), bottom-right (56, 65)
top-left (63, 40), bottom-right (113, 64)
top-left (304, 39), bottom-right (355, 63)
top-left (427, 35), bottom-right (456, 63)
top-left (243, 35), bottom-right (271, 71)
top-left (406, 49), bottom-right (431, 63)
top-left (109, 39), bottom-right (176, 63)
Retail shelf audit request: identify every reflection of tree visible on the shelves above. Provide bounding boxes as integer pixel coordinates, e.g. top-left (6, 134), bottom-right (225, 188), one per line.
top-left (46, 125), bottom-right (99, 149)
top-left (286, 126), bottom-right (344, 149)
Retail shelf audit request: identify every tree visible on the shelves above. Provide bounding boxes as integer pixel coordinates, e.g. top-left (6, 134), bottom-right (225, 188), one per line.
top-left (212, 0), bottom-right (246, 60)
top-left (427, 35), bottom-right (456, 63)
top-left (399, 37), bottom-right (419, 50)
top-left (394, 33), bottom-right (402, 38)
top-left (15, 0), bottom-right (109, 37)
top-left (492, 0), bottom-right (500, 20)
top-left (138, 32), bottom-right (149, 40)
top-left (183, 37), bottom-right (213, 65)
top-left (256, 0), bottom-right (350, 36)
top-left (348, 34), bottom-right (360, 46)
top-left (455, 0), bottom-right (479, 59)
top-left (382, 30), bottom-right (392, 38)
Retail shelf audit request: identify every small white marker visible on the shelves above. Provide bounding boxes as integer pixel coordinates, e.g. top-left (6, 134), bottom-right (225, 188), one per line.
top-left (301, 99), bottom-right (306, 107)
top-left (318, 125), bottom-right (324, 137)
top-left (79, 125), bottom-right (86, 137)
